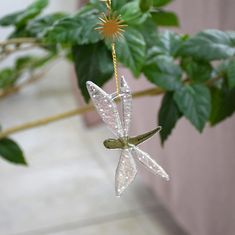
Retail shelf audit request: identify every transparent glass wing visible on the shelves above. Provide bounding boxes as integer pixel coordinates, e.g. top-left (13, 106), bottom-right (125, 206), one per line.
top-left (87, 81), bottom-right (124, 138)
top-left (120, 76), bottom-right (132, 137)
top-left (131, 147), bottom-right (169, 181)
top-left (115, 149), bottom-right (137, 196)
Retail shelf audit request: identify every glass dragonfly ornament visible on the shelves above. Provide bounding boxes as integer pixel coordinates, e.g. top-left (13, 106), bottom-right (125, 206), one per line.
top-left (86, 77), bottom-right (169, 196)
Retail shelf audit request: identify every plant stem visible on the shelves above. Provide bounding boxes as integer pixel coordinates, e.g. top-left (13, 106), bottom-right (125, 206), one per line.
top-left (0, 74), bottom-right (221, 139)
top-left (0, 38), bottom-right (38, 47)
top-left (0, 87), bottom-right (164, 139)
top-left (0, 105), bottom-right (94, 139)
top-left (0, 45), bottom-right (37, 61)
top-left (0, 38), bottom-right (40, 61)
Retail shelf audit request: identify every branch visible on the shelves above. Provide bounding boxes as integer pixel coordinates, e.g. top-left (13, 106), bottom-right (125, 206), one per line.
top-left (0, 76), bottom-right (221, 139)
top-left (0, 87), bottom-right (164, 139)
top-left (0, 38), bottom-right (38, 47)
top-left (0, 38), bottom-right (41, 61)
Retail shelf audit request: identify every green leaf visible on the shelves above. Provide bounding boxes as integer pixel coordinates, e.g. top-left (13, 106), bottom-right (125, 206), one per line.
top-left (140, 0), bottom-right (153, 12)
top-left (0, 12), bottom-right (22, 27)
top-left (45, 11), bottom-right (101, 45)
top-left (151, 11), bottom-right (179, 26)
top-left (16, 0), bottom-right (48, 27)
top-left (0, 68), bottom-right (17, 89)
top-left (8, 28), bottom-right (32, 39)
top-left (72, 42), bottom-right (113, 102)
top-left (120, 2), bottom-right (149, 25)
top-left (0, 0), bottom-right (48, 28)
top-left (0, 138), bottom-right (27, 165)
top-left (112, 0), bottom-right (129, 10)
top-left (227, 31), bottom-right (235, 45)
top-left (89, 0), bottom-right (107, 12)
top-left (227, 60), bottom-right (235, 88)
top-left (181, 58), bottom-right (212, 82)
top-left (178, 30), bottom-right (235, 61)
top-left (158, 92), bottom-right (182, 144)
top-left (143, 55), bottom-right (182, 90)
top-left (152, 0), bottom-right (173, 7)
top-left (15, 56), bottom-right (33, 71)
top-left (174, 84), bottom-right (211, 131)
top-left (0, 54), bottom-right (54, 90)
top-left (147, 31), bottom-right (185, 58)
top-left (15, 55), bottom-right (53, 71)
top-left (210, 86), bottom-right (235, 125)
top-left (116, 27), bottom-right (146, 77)
top-left (27, 13), bottom-right (66, 38)
top-left (137, 18), bottom-right (158, 48)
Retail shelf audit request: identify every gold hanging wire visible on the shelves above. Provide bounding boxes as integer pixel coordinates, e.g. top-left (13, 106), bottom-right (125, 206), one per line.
top-left (111, 42), bottom-right (119, 94)
top-left (101, 0), bottom-right (111, 11)
top-left (98, 0), bottom-right (127, 95)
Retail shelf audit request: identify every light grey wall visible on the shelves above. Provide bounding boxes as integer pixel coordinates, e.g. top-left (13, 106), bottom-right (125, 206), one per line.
top-left (136, 1), bottom-right (235, 235)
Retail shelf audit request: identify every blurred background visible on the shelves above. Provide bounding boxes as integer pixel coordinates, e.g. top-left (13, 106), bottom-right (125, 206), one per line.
top-left (0, 1), bottom-right (235, 235)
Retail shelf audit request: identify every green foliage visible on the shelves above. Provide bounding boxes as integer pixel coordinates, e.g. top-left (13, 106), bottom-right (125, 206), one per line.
top-left (0, 68), bottom-right (18, 89)
top-left (1, 0), bottom-right (235, 158)
top-left (210, 86), bottom-right (235, 125)
top-left (0, 0), bottom-right (48, 28)
top-left (149, 31), bottom-right (185, 57)
top-left (0, 138), bottom-right (27, 165)
top-left (72, 42), bottom-right (114, 102)
top-left (116, 27), bottom-right (146, 77)
top-left (181, 58), bottom-right (212, 82)
top-left (178, 30), bottom-right (235, 61)
top-left (28, 13), bottom-right (66, 38)
top-left (140, 0), bottom-right (153, 12)
top-left (174, 84), bottom-right (211, 131)
top-left (158, 92), bottom-right (182, 144)
top-left (143, 55), bottom-right (182, 90)
top-left (120, 1), bottom-right (148, 25)
top-left (151, 11), bottom-right (179, 26)
top-left (152, 0), bottom-right (173, 7)
top-left (45, 9), bottom-right (101, 45)
top-left (227, 60), bottom-right (235, 88)
top-left (0, 54), bottom-right (54, 90)
top-left (15, 54), bottom-right (53, 70)
top-left (111, 0), bottom-right (129, 10)
top-left (140, 0), bottom-right (174, 12)
top-left (0, 0), bottom-right (49, 38)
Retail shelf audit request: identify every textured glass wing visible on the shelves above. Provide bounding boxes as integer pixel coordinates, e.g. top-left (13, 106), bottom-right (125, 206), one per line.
top-left (87, 81), bottom-right (124, 137)
top-left (120, 76), bottom-right (132, 137)
top-left (115, 149), bottom-right (137, 196)
top-left (120, 77), bottom-right (132, 137)
top-left (131, 147), bottom-right (169, 181)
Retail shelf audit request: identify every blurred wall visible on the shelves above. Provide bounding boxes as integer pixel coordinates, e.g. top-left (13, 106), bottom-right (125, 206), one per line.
top-left (131, 1), bottom-right (235, 235)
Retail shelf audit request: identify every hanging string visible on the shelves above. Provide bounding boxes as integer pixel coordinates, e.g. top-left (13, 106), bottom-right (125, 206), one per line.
top-left (111, 42), bottom-right (119, 94)
top-left (102, 0), bottom-right (120, 94)
top-left (106, 0), bottom-right (111, 10)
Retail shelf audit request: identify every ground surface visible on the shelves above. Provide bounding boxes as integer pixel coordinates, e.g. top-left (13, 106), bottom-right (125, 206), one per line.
top-left (0, 61), bottom-right (187, 235)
